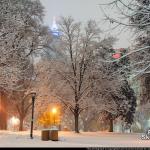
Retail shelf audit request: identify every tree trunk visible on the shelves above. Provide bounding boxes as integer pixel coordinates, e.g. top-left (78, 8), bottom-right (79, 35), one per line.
top-left (0, 111), bottom-right (7, 130)
top-left (0, 92), bottom-right (7, 130)
top-left (109, 118), bottom-right (113, 132)
top-left (74, 112), bottom-right (79, 133)
top-left (19, 116), bottom-right (24, 131)
top-left (74, 103), bottom-right (80, 133)
top-left (140, 75), bottom-right (150, 104)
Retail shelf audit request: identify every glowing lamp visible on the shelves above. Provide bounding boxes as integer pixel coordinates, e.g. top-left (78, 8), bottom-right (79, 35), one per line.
top-left (52, 108), bottom-right (57, 114)
top-left (10, 116), bottom-right (20, 131)
top-left (52, 108), bottom-right (57, 125)
top-left (11, 116), bottom-right (20, 126)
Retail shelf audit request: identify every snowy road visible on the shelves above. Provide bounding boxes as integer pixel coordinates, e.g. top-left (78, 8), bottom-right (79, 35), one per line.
top-left (0, 130), bottom-right (149, 147)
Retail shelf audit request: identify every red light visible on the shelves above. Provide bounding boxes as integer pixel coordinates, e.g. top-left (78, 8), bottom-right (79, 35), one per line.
top-left (112, 53), bottom-right (121, 59)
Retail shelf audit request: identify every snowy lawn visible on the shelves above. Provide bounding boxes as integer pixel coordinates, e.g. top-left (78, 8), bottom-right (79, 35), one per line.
top-left (0, 130), bottom-right (149, 147)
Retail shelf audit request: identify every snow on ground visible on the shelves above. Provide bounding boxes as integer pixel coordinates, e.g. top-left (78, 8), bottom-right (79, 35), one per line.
top-left (0, 130), bottom-right (149, 147)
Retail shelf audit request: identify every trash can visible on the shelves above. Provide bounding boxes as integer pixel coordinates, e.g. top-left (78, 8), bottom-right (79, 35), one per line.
top-left (50, 126), bottom-right (58, 141)
top-left (41, 129), bottom-right (50, 141)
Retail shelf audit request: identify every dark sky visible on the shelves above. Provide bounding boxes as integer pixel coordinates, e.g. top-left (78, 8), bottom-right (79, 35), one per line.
top-left (40, 0), bottom-right (132, 48)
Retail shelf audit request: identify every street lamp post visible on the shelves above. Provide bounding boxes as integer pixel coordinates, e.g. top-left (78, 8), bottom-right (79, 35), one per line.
top-left (30, 92), bottom-right (36, 139)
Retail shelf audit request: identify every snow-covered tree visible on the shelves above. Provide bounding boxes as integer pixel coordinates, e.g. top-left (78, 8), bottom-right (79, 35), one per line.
top-left (99, 0), bottom-right (150, 78)
top-left (0, 0), bottom-right (51, 91)
top-left (36, 17), bottom-right (132, 132)
top-left (100, 0), bottom-right (150, 114)
top-left (35, 17), bottom-right (102, 133)
top-left (10, 68), bottom-right (35, 131)
top-left (90, 42), bottom-right (137, 131)
top-left (0, 0), bottom-right (51, 129)
top-left (50, 17), bottom-right (102, 133)
top-left (35, 15), bottom-right (137, 132)
top-left (129, 0), bottom-right (150, 105)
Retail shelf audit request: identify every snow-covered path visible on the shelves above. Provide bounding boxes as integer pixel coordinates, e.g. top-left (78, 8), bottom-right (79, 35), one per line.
top-left (0, 130), bottom-right (149, 147)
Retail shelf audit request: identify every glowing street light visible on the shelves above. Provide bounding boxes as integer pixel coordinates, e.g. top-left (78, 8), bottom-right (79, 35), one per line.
top-left (52, 108), bottom-right (57, 125)
top-left (52, 108), bottom-right (57, 114)
top-left (10, 116), bottom-right (20, 131)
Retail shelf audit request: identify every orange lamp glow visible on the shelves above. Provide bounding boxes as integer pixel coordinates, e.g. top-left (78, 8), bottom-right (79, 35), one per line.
top-left (52, 108), bottom-right (57, 114)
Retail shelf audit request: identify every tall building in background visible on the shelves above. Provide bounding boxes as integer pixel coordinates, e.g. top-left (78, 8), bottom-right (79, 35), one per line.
top-left (50, 16), bottom-right (60, 37)
top-left (44, 16), bottom-right (63, 60)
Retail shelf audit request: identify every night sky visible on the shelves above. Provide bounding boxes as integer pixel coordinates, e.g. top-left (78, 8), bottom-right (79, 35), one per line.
top-left (40, 0), bottom-right (132, 48)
